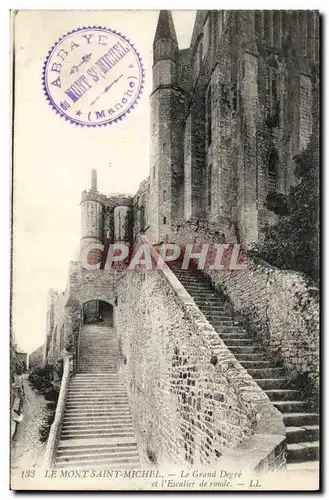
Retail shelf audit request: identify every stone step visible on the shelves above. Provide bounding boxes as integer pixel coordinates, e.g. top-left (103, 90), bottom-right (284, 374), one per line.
top-left (78, 365), bottom-right (118, 369)
top-left (211, 320), bottom-right (235, 326)
top-left (247, 367), bottom-right (285, 378)
top-left (71, 377), bottom-right (123, 381)
top-left (285, 425), bottom-right (319, 444)
top-left (189, 290), bottom-right (220, 296)
top-left (234, 353), bottom-right (265, 361)
top-left (55, 456), bottom-right (139, 468)
top-left (179, 285), bottom-right (216, 293)
top-left (64, 404), bottom-right (132, 412)
top-left (282, 413), bottom-right (319, 427)
top-left (64, 411), bottom-right (131, 417)
top-left (61, 427), bottom-right (135, 436)
top-left (57, 448), bottom-right (139, 462)
top-left (79, 342), bottom-right (118, 345)
top-left (78, 353), bottom-right (118, 357)
top-left (68, 383), bottom-right (125, 390)
top-left (287, 441), bottom-right (319, 463)
top-left (63, 419), bottom-right (133, 427)
top-left (68, 385), bottom-right (127, 398)
top-left (63, 413), bottom-right (132, 419)
top-left (62, 423), bottom-right (134, 432)
top-left (273, 400), bottom-right (309, 413)
top-left (66, 398), bottom-right (129, 404)
top-left (79, 346), bottom-right (118, 349)
top-left (61, 431), bottom-right (135, 440)
top-left (239, 360), bottom-right (273, 369)
top-left (204, 314), bottom-right (234, 321)
top-left (68, 388), bottom-right (126, 393)
top-left (57, 442), bottom-right (136, 453)
top-left (68, 384), bottom-right (125, 389)
top-left (254, 378), bottom-right (290, 390)
top-left (70, 377), bottom-right (123, 382)
top-left (79, 338), bottom-right (118, 341)
top-left (66, 400), bottom-right (129, 410)
top-left (57, 438), bottom-right (137, 450)
top-left (79, 344), bottom-right (118, 348)
top-left (78, 358), bottom-right (118, 361)
top-left (79, 350), bottom-right (117, 353)
top-left (78, 364), bottom-right (118, 368)
top-left (265, 389), bottom-right (300, 401)
top-left (66, 394), bottom-right (129, 404)
top-left (223, 338), bottom-right (254, 346)
top-left (73, 373), bottom-right (121, 377)
top-left (64, 409), bottom-right (132, 417)
top-left (78, 359), bottom-right (119, 363)
top-left (196, 303), bottom-right (230, 311)
top-left (215, 327), bottom-right (246, 333)
top-left (228, 346), bottom-right (263, 354)
top-left (79, 365), bottom-right (117, 373)
top-left (78, 359), bottom-right (118, 363)
top-left (218, 331), bottom-right (247, 338)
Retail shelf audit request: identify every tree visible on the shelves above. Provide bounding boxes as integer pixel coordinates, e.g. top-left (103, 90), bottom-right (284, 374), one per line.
top-left (257, 134), bottom-right (319, 283)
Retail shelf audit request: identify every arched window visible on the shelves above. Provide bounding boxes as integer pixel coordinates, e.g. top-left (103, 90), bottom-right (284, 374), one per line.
top-left (268, 149), bottom-right (279, 193)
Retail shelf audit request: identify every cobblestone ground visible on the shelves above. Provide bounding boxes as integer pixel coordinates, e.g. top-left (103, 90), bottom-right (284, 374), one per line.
top-left (11, 374), bottom-right (51, 470)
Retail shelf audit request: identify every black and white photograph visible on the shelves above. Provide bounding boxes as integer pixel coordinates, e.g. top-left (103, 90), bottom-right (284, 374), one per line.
top-left (9, 9), bottom-right (320, 491)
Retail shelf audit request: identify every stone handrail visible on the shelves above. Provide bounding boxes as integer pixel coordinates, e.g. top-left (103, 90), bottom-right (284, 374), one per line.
top-left (44, 355), bottom-right (72, 468)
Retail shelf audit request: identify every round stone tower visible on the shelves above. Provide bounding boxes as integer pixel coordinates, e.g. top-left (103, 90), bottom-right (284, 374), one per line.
top-left (113, 205), bottom-right (131, 241)
top-left (80, 169), bottom-right (104, 263)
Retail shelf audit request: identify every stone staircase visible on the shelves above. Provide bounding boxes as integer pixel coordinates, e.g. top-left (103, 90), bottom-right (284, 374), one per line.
top-left (171, 266), bottom-right (319, 470)
top-left (54, 324), bottom-right (140, 469)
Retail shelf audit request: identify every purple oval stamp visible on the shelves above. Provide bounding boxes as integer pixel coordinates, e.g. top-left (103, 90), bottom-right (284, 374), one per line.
top-left (42, 26), bottom-right (144, 127)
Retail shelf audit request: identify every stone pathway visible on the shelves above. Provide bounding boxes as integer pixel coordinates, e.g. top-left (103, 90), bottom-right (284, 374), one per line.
top-left (11, 374), bottom-right (51, 470)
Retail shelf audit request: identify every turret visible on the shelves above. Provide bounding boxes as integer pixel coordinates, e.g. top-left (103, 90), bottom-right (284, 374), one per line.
top-left (153, 10), bottom-right (179, 87)
top-left (80, 170), bottom-right (104, 262)
top-left (149, 11), bottom-right (185, 243)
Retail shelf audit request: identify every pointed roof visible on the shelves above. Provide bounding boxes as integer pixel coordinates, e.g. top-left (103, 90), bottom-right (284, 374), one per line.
top-left (154, 10), bottom-right (178, 45)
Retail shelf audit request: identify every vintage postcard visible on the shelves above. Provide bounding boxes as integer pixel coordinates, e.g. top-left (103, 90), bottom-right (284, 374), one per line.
top-left (10, 9), bottom-right (320, 491)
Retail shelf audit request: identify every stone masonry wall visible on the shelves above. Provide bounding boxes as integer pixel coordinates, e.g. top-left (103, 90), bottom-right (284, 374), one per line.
top-left (207, 258), bottom-right (320, 397)
top-left (116, 263), bottom-right (285, 469)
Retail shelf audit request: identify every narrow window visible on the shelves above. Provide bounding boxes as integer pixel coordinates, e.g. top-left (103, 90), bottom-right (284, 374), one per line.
top-left (163, 190), bottom-right (166, 201)
top-left (268, 150), bottom-right (279, 193)
top-left (271, 73), bottom-right (277, 107)
top-left (163, 217), bottom-right (167, 225)
top-left (207, 164), bottom-right (212, 211)
top-left (206, 86), bottom-right (212, 147)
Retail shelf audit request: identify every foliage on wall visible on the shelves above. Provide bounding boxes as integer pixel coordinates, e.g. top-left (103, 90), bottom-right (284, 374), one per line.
top-left (257, 134), bottom-right (319, 282)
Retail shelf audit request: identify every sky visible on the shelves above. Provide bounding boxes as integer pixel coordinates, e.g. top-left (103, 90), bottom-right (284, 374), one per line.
top-left (13, 10), bottom-right (196, 354)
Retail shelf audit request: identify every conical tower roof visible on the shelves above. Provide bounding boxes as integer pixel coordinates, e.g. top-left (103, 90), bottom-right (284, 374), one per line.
top-left (154, 10), bottom-right (178, 45)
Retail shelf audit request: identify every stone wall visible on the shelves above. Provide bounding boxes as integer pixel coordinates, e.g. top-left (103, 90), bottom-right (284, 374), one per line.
top-left (207, 257), bottom-right (320, 397)
top-left (116, 259), bottom-right (285, 469)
